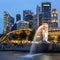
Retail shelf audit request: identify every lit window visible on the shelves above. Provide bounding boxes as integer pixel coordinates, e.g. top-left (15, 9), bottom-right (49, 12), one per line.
top-left (51, 19), bottom-right (56, 22)
top-left (54, 14), bottom-right (56, 16)
top-left (52, 11), bottom-right (57, 14)
top-left (56, 20), bottom-right (58, 22)
top-left (52, 11), bottom-right (55, 13)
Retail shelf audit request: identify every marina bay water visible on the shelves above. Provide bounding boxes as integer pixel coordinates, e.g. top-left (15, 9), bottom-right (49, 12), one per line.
top-left (0, 51), bottom-right (60, 60)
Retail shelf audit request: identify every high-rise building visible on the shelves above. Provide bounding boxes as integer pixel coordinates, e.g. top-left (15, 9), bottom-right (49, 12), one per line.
top-left (12, 23), bottom-right (17, 30)
top-left (4, 11), bottom-right (9, 33)
top-left (6, 16), bottom-right (14, 32)
top-left (23, 10), bottom-right (33, 29)
top-left (4, 11), bottom-right (14, 33)
top-left (16, 14), bottom-right (21, 22)
top-left (36, 5), bottom-right (42, 27)
top-left (33, 5), bottom-right (42, 30)
top-left (51, 9), bottom-right (58, 28)
top-left (42, 2), bottom-right (51, 26)
top-left (23, 10), bottom-right (33, 21)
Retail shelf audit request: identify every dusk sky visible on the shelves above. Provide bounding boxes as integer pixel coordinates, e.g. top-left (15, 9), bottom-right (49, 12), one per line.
top-left (0, 0), bottom-right (60, 34)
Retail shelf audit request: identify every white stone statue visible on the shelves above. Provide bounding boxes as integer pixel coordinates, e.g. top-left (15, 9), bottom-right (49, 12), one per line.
top-left (30, 23), bottom-right (49, 54)
top-left (42, 24), bottom-right (48, 41)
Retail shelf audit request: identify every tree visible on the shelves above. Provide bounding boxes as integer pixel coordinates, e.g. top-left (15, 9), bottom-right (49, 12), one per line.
top-left (28, 29), bottom-right (35, 41)
top-left (57, 35), bottom-right (60, 43)
top-left (0, 34), bottom-right (2, 37)
top-left (48, 35), bottom-right (54, 41)
top-left (19, 30), bottom-right (27, 40)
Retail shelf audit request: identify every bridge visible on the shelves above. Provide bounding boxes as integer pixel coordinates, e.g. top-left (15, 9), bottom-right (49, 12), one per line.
top-left (0, 28), bottom-right (32, 43)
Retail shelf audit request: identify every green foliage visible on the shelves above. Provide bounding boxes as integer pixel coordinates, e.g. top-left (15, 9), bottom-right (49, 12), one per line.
top-left (57, 35), bottom-right (60, 43)
top-left (11, 34), bottom-right (18, 39)
top-left (19, 31), bottom-right (27, 40)
top-left (0, 34), bottom-right (3, 37)
top-left (0, 34), bottom-right (5, 38)
top-left (48, 35), bottom-right (54, 41)
top-left (11, 30), bottom-right (27, 40)
top-left (28, 29), bottom-right (35, 41)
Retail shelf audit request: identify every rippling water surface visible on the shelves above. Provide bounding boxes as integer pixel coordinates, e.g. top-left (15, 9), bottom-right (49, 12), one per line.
top-left (0, 51), bottom-right (60, 60)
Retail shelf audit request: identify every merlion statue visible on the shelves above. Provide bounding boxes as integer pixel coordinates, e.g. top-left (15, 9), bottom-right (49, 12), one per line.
top-left (30, 23), bottom-right (49, 54)
top-left (42, 23), bottom-right (48, 41)
top-left (33, 23), bottom-right (48, 42)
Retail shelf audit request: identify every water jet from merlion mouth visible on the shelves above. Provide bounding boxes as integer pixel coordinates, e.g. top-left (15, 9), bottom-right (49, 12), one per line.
top-left (30, 23), bottom-right (49, 54)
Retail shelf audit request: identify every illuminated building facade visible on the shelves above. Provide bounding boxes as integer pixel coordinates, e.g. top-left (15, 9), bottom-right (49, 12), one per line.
top-left (36, 5), bottom-right (42, 28)
top-left (33, 5), bottom-right (42, 30)
top-left (4, 11), bottom-right (9, 33)
top-left (16, 14), bottom-right (21, 22)
top-left (23, 10), bottom-right (33, 29)
top-left (51, 9), bottom-right (58, 28)
top-left (4, 11), bottom-right (14, 33)
top-left (42, 2), bottom-right (51, 27)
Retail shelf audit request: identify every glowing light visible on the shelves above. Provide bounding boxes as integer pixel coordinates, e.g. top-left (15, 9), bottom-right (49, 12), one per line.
top-left (43, 4), bottom-right (49, 6)
top-left (31, 41), bottom-right (39, 44)
top-left (51, 19), bottom-right (56, 22)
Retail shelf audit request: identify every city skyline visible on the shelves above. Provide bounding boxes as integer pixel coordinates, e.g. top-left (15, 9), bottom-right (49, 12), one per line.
top-left (0, 0), bottom-right (60, 34)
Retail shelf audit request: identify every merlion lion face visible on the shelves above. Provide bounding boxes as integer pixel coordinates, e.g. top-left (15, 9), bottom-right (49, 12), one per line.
top-left (42, 26), bottom-right (46, 30)
top-left (33, 23), bottom-right (48, 41)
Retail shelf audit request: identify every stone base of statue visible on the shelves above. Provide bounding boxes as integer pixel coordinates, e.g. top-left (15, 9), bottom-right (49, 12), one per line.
top-left (30, 40), bottom-right (53, 53)
top-left (37, 40), bottom-right (52, 53)
top-left (31, 40), bottom-right (60, 53)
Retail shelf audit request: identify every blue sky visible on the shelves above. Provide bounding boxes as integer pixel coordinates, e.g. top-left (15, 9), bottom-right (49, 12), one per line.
top-left (0, 0), bottom-right (60, 34)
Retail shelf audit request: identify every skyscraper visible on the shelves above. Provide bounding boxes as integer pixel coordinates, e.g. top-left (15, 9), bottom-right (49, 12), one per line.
top-left (33, 14), bottom-right (37, 30)
top-left (51, 9), bottom-right (58, 28)
top-left (16, 14), bottom-right (21, 22)
top-left (23, 10), bottom-right (33, 29)
top-left (6, 16), bottom-right (14, 32)
top-left (11, 23), bottom-right (17, 30)
top-left (42, 2), bottom-right (51, 25)
top-left (23, 10), bottom-right (33, 21)
top-left (4, 11), bottom-right (14, 33)
top-left (33, 5), bottom-right (42, 30)
top-left (4, 11), bottom-right (9, 33)
top-left (36, 5), bottom-right (42, 27)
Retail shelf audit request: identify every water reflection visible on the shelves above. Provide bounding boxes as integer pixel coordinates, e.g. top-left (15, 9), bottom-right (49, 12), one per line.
top-left (20, 53), bottom-right (60, 60)
top-left (41, 53), bottom-right (60, 60)
top-left (0, 51), bottom-right (60, 60)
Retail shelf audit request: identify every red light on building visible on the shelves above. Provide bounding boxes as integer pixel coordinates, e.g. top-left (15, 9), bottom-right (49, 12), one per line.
top-left (24, 14), bottom-right (28, 16)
